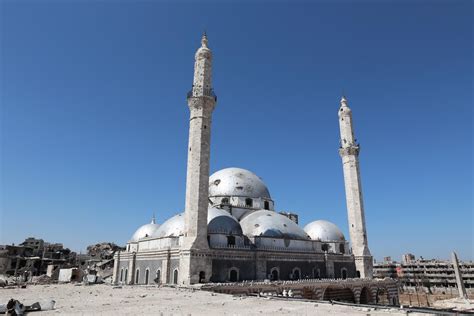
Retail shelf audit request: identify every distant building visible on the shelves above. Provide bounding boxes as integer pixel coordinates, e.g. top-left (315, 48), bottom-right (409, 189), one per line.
top-left (402, 253), bottom-right (416, 264)
top-left (374, 256), bottom-right (474, 289)
top-left (0, 237), bottom-right (75, 278)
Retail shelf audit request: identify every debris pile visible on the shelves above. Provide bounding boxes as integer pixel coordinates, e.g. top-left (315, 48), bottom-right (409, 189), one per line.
top-left (86, 242), bottom-right (124, 260)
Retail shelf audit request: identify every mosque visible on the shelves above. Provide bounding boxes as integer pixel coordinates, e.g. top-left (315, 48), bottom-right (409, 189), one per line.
top-left (112, 34), bottom-right (374, 286)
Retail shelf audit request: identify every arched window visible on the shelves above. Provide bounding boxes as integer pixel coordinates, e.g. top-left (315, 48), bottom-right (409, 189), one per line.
top-left (221, 198), bottom-right (229, 205)
top-left (356, 270), bottom-right (361, 278)
top-left (124, 269), bottom-right (128, 283)
top-left (245, 198), bottom-right (253, 207)
top-left (135, 269), bottom-right (140, 284)
top-left (173, 269), bottom-right (179, 284)
top-left (229, 268), bottom-right (239, 282)
top-left (120, 269), bottom-right (124, 282)
top-left (313, 268), bottom-right (320, 279)
top-left (227, 236), bottom-right (235, 246)
top-left (341, 268), bottom-right (347, 279)
top-left (270, 267), bottom-right (279, 280)
top-left (145, 269), bottom-right (150, 284)
top-left (155, 270), bottom-right (161, 284)
top-left (264, 201), bottom-right (270, 210)
top-left (339, 243), bottom-right (345, 253)
top-left (292, 267), bottom-right (301, 280)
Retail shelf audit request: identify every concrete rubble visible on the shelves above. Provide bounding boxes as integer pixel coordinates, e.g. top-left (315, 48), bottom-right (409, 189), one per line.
top-left (0, 238), bottom-right (123, 287)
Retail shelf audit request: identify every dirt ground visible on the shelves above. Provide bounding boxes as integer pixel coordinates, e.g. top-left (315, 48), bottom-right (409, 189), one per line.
top-left (0, 284), bottom-right (409, 316)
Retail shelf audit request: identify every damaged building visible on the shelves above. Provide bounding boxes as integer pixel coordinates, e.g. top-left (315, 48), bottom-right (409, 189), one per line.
top-left (0, 238), bottom-right (123, 284)
top-left (0, 238), bottom-right (75, 279)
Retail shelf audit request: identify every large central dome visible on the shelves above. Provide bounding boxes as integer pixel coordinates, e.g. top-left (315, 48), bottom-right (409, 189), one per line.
top-left (209, 167), bottom-right (271, 199)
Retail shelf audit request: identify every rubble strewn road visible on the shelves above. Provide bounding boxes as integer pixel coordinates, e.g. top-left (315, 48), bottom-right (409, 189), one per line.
top-left (0, 284), bottom-right (413, 315)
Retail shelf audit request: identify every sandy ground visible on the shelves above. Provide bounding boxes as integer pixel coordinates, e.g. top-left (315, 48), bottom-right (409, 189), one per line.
top-left (0, 284), bottom-right (410, 316)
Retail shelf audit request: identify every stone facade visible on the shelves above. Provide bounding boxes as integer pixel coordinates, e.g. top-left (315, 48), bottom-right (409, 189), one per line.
top-left (338, 96), bottom-right (373, 278)
top-left (111, 35), bottom-right (395, 304)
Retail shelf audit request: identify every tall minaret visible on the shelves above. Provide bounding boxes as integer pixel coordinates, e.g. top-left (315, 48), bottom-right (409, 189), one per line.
top-left (179, 33), bottom-right (216, 284)
top-left (338, 96), bottom-right (373, 278)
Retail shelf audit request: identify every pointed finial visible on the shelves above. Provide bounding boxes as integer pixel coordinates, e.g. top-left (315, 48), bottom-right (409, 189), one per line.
top-left (340, 95), bottom-right (348, 106)
top-left (151, 213), bottom-right (156, 224)
top-left (201, 31), bottom-right (208, 48)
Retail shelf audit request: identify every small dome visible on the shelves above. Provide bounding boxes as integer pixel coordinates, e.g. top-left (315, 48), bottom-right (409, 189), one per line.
top-left (130, 217), bottom-right (160, 242)
top-left (153, 213), bottom-right (184, 238)
top-left (209, 168), bottom-right (271, 199)
top-left (304, 220), bottom-right (345, 241)
top-left (153, 207), bottom-right (242, 238)
top-left (240, 210), bottom-right (310, 240)
top-left (207, 207), bottom-right (242, 235)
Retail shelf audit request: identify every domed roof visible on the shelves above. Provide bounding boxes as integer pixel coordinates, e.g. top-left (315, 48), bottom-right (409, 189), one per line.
top-left (209, 167), bottom-right (271, 199)
top-left (153, 213), bottom-right (184, 238)
top-left (240, 210), bottom-right (310, 240)
top-left (152, 207), bottom-right (242, 238)
top-left (130, 217), bottom-right (160, 242)
top-left (304, 220), bottom-right (345, 241)
top-left (207, 207), bottom-right (242, 235)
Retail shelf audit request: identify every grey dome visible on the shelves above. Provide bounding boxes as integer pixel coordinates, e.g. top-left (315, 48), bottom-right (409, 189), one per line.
top-left (240, 210), bottom-right (310, 240)
top-left (209, 168), bottom-right (271, 199)
top-left (207, 207), bottom-right (242, 235)
top-left (304, 220), bottom-right (345, 241)
top-left (130, 218), bottom-right (160, 242)
top-left (153, 207), bottom-right (242, 238)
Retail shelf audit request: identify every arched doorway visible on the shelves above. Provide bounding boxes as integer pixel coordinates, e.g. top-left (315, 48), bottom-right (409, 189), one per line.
top-left (199, 271), bottom-right (205, 283)
top-left (229, 268), bottom-right (238, 282)
top-left (359, 287), bottom-right (370, 304)
top-left (323, 287), bottom-right (355, 303)
top-left (341, 268), bottom-right (347, 279)
top-left (173, 269), bottom-right (179, 284)
top-left (292, 268), bottom-right (301, 280)
top-left (313, 268), bottom-right (320, 279)
top-left (155, 270), bottom-right (161, 284)
top-left (145, 269), bottom-right (150, 284)
top-left (271, 268), bottom-right (279, 280)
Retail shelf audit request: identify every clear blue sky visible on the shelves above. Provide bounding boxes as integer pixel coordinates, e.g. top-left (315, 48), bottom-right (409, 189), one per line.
top-left (1, 1), bottom-right (472, 262)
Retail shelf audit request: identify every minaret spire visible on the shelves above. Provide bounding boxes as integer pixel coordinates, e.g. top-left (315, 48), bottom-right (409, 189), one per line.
top-left (338, 96), bottom-right (373, 278)
top-left (180, 34), bottom-right (217, 285)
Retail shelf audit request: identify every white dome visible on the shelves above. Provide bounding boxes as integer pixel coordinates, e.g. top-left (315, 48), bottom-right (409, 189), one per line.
top-left (209, 167), bottom-right (271, 199)
top-left (240, 210), bottom-right (310, 240)
top-left (152, 207), bottom-right (242, 238)
top-left (304, 220), bottom-right (345, 241)
top-left (153, 213), bottom-right (184, 238)
top-left (130, 218), bottom-right (160, 242)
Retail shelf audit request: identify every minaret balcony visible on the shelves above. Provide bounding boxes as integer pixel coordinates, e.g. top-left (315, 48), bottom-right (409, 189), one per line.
top-left (187, 88), bottom-right (217, 102)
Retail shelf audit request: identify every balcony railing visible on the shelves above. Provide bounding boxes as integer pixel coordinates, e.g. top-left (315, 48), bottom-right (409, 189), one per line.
top-left (187, 88), bottom-right (217, 102)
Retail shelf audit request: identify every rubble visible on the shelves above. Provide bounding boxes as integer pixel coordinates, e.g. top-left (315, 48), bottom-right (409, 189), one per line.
top-left (0, 238), bottom-right (124, 286)
top-left (86, 242), bottom-right (124, 260)
top-left (0, 299), bottom-right (55, 315)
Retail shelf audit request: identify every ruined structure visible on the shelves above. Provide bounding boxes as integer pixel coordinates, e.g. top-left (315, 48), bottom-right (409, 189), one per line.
top-left (203, 278), bottom-right (399, 305)
top-left (0, 238), bottom-right (75, 279)
top-left (112, 34), bottom-right (391, 303)
top-left (374, 254), bottom-right (474, 291)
